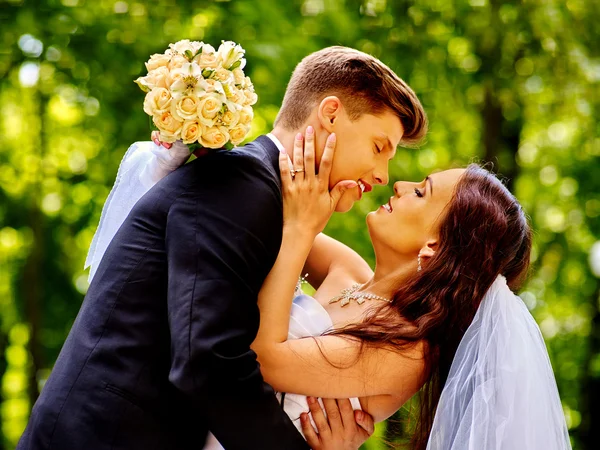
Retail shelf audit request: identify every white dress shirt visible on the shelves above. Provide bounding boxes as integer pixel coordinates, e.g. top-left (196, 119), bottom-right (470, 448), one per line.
top-left (266, 132), bottom-right (295, 172)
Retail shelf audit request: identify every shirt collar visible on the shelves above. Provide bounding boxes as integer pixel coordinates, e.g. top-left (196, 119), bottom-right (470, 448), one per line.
top-left (266, 132), bottom-right (294, 172)
top-left (266, 132), bottom-right (286, 153)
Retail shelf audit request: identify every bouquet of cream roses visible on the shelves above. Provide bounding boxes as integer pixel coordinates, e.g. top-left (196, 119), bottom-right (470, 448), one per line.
top-left (135, 39), bottom-right (257, 150)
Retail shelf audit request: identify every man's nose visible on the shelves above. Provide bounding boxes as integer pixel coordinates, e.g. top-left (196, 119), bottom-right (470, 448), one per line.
top-left (373, 165), bottom-right (389, 185)
top-left (374, 174), bottom-right (386, 185)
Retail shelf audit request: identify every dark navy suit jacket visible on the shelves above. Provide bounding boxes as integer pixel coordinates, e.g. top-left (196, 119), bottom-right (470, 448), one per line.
top-left (18, 136), bottom-right (309, 449)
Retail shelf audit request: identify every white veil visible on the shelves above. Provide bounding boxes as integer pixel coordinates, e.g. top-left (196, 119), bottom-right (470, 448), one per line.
top-left (427, 275), bottom-right (572, 450)
top-left (84, 140), bottom-right (190, 282)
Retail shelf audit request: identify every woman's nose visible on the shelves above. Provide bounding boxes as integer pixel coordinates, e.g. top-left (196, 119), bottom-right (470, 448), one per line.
top-left (393, 181), bottom-right (403, 196)
top-left (393, 181), bottom-right (410, 196)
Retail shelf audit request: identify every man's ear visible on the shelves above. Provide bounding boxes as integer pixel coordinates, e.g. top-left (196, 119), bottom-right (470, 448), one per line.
top-left (419, 239), bottom-right (438, 262)
top-left (317, 96), bottom-right (342, 132)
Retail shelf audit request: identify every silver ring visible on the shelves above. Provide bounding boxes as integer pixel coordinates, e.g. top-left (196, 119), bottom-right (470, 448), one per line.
top-left (292, 168), bottom-right (305, 174)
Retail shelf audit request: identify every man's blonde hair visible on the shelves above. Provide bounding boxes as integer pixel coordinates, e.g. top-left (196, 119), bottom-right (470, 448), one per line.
top-left (274, 46), bottom-right (428, 146)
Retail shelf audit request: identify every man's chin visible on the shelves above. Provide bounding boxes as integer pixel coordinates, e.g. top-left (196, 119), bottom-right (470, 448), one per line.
top-left (335, 196), bottom-right (356, 213)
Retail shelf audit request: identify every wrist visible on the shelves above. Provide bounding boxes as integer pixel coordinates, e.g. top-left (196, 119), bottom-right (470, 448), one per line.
top-left (282, 224), bottom-right (316, 242)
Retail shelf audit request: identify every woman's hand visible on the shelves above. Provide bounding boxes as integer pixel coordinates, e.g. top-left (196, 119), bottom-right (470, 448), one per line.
top-left (301, 397), bottom-right (374, 450)
top-left (150, 131), bottom-right (191, 171)
top-left (279, 126), bottom-right (357, 236)
top-left (151, 131), bottom-right (208, 159)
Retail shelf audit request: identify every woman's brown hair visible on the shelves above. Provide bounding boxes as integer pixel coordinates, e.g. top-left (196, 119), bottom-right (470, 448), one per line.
top-left (327, 164), bottom-right (532, 449)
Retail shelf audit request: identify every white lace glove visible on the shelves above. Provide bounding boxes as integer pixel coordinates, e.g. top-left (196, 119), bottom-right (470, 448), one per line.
top-left (139, 137), bottom-right (191, 188)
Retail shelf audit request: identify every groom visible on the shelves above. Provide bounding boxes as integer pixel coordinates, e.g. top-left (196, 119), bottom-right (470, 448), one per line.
top-left (19, 46), bottom-right (426, 449)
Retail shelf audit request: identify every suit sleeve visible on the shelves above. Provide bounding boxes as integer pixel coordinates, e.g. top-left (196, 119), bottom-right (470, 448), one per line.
top-left (165, 155), bottom-right (309, 449)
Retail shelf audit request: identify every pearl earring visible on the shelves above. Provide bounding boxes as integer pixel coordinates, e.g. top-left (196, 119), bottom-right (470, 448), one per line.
top-left (417, 254), bottom-right (422, 272)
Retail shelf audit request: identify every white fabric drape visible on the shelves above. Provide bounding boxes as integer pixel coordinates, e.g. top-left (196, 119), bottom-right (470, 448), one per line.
top-left (85, 140), bottom-right (190, 282)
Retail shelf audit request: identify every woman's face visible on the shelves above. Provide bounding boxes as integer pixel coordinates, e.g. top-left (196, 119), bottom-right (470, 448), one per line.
top-left (367, 169), bottom-right (466, 261)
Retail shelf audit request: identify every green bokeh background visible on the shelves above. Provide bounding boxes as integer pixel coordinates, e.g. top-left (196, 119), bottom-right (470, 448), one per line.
top-left (0, 0), bottom-right (598, 448)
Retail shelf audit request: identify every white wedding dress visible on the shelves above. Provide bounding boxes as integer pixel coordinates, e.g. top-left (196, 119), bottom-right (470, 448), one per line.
top-left (203, 291), bottom-right (362, 449)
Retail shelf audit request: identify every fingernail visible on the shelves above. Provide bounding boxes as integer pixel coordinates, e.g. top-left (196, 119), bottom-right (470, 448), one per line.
top-left (281, 147), bottom-right (287, 154)
top-left (296, 132), bottom-right (303, 141)
top-left (328, 133), bottom-right (336, 143)
top-left (300, 413), bottom-right (307, 422)
top-left (356, 411), bottom-right (363, 421)
top-left (345, 181), bottom-right (358, 189)
top-left (307, 396), bottom-right (315, 404)
top-left (306, 126), bottom-right (314, 135)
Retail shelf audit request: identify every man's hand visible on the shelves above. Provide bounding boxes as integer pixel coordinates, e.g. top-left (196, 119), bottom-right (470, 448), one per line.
top-left (301, 397), bottom-right (375, 450)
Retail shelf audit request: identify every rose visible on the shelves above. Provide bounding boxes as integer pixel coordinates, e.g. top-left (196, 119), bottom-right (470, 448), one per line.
top-left (152, 111), bottom-right (183, 143)
top-left (194, 44), bottom-right (218, 69)
top-left (197, 94), bottom-right (223, 127)
top-left (232, 68), bottom-right (245, 86)
top-left (181, 119), bottom-right (205, 144)
top-left (145, 53), bottom-right (171, 71)
top-left (168, 70), bottom-right (184, 89)
top-left (135, 66), bottom-right (171, 91)
top-left (196, 52), bottom-right (218, 69)
top-left (213, 67), bottom-right (233, 84)
top-left (168, 54), bottom-right (188, 71)
top-left (217, 41), bottom-right (245, 69)
top-left (239, 106), bottom-right (253, 126)
top-left (243, 89), bottom-right (258, 106)
top-left (227, 88), bottom-right (246, 104)
top-left (200, 125), bottom-right (230, 149)
top-left (143, 88), bottom-right (172, 116)
top-left (228, 124), bottom-right (249, 146)
top-left (172, 95), bottom-right (201, 121)
top-left (150, 66), bottom-right (172, 89)
top-left (169, 39), bottom-right (194, 55)
top-left (221, 108), bottom-right (240, 128)
top-left (190, 40), bottom-right (204, 54)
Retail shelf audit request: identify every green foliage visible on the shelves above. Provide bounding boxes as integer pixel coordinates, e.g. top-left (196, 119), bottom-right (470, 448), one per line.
top-left (0, 0), bottom-right (598, 448)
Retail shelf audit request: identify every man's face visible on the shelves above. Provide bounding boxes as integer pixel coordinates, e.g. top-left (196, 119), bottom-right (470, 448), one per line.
top-left (328, 109), bottom-right (404, 212)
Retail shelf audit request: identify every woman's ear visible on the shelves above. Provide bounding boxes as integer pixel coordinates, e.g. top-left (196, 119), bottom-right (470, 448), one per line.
top-left (419, 240), bottom-right (438, 262)
top-left (317, 96), bottom-right (342, 132)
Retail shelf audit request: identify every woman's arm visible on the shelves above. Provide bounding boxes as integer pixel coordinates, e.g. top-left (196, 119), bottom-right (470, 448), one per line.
top-left (254, 330), bottom-right (425, 405)
top-left (251, 130), bottom-right (425, 419)
top-left (303, 233), bottom-right (373, 290)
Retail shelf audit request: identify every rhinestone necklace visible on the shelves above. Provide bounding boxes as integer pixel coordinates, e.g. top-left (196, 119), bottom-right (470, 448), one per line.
top-left (328, 283), bottom-right (391, 307)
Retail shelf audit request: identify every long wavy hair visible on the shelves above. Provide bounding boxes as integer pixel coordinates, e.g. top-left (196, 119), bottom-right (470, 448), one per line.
top-left (327, 164), bottom-right (532, 450)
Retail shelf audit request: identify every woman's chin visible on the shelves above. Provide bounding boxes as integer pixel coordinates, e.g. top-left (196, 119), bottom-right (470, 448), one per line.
top-left (365, 210), bottom-right (381, 234)
top-left (366, 206), bottom-right (386, 223)
top-left (366, 210), bottom-right (377, 225)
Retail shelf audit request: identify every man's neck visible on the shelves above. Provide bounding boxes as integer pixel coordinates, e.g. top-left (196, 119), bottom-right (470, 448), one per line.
top-left (270, 127), bottom-right (299, 163)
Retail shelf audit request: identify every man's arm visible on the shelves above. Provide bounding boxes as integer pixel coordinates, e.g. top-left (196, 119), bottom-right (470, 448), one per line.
top-left (165, 154), bottom-right (308, 449)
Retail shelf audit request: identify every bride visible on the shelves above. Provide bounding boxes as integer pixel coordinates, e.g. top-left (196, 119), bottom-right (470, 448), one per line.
top-left (88, 130), bottom-right (571, 450)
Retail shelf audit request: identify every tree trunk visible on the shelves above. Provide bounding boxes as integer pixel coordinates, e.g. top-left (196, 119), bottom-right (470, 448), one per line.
top-left (21, 90), bottom-right (47, 406)
top-left (21, 203), bottom-right (44, 405)
top-left (481, 82), bottom-right (521, 191)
